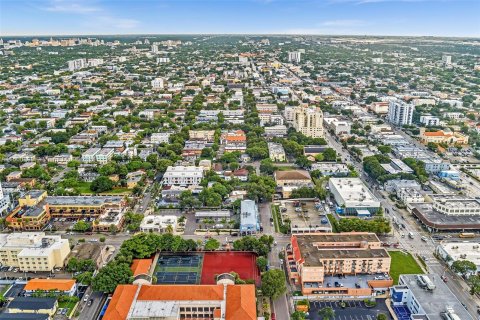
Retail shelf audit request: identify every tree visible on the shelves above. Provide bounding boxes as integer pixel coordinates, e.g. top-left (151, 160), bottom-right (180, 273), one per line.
top-left (260, 159), bottom-right (275, 175)
top-left (318, 307), bottom-right (335, 320)
top-left (322, 148), bottom-right (337, 161)
top-left (377, 314), bottom-right (387, 320)
top-left (377, 145), bottom-right (392, 155)
top-left (260, 269), bottom-right (287, 299)
top-left (468, 275), bottom-right (480, 295)
top-left (291, 311), bottom-right (306, 320)
top-left (179, 190), bottom-right (200, 210)
top-left (451, 260), bottom-right (477, 277)
top-left (75, 271), bottom-right (93, 285)
top-left (204, 238), bottom-right (220, 251)
top-left (92, 262), bottom-right (132, 293)
top-left (256, 256), bottom-right (268, 272)
top-left (72, 221), bottom-right (91, 233)
top-left (90, 176), bottom-right (114, 193)
top-left (295, 155), bottom-right (311, 169)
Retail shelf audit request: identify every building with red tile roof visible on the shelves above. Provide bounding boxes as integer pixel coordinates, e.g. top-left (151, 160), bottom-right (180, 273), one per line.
top-left (103, 283), bottom-right (256, 320)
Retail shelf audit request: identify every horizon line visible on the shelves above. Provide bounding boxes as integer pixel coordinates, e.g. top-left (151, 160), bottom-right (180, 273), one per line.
top-left (1, 33), bottom-right (479, 39)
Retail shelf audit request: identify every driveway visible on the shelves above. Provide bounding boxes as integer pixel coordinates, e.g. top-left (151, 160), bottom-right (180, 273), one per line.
top-left (307, 299), bottom-right (392, 320)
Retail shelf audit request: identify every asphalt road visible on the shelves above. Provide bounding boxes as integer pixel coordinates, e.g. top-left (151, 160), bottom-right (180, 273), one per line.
top-left (324, 129), bottom-right (480, 318)
top-left (78, 291), bottom-right (106, 320)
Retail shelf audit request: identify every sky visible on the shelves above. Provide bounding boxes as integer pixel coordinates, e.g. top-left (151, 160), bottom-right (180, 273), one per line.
top-left (0, 0), bottom-right (479, 37)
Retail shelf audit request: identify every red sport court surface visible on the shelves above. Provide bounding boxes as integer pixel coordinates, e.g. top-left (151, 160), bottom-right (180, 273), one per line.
top-left (200, 251), bottom-right (260, 285)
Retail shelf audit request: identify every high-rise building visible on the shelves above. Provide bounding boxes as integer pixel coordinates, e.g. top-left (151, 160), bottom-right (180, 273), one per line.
top-left (293, 105), bottom-right (324, 137)
top-left (67, 58), bottom-right (86, 71)
top-left (388, 101), bottom-right (414, 126)
top-left (0, 182), bottom-right (10, 214)
top-left (442, 55), bottom-right (452, 65)
top-left (288, 51), bottom-right (301, 63)
top-left (151, 44), bottom-right (158, 53)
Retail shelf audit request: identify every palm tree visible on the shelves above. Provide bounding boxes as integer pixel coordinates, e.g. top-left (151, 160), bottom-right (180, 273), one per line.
top-left (165, 224), bottom-right (174, 234)
top-left (318, 307), bottom-right (335, 320)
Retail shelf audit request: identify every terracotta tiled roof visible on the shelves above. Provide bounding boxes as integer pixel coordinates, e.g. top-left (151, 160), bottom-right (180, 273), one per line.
top-left (24, 279), bottom-right (75, 292)
top-left (137, 285), bottom-right (224, 301)
top-left (102, 285), bottom-right (138, 320)
top-left (226, 285), bottom-right (257, 320)
top-left (130, 259), bottom-right (152, 277)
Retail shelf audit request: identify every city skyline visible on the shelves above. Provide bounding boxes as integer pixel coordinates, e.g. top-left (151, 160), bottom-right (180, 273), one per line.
top-left (0, 0), bottom-right (479, 37)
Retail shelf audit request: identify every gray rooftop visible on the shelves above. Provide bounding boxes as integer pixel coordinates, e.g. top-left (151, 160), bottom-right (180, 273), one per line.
top-left (398, 274), bottom-right (473, 320)
top-left (46, 196), bottom-right (123, 206)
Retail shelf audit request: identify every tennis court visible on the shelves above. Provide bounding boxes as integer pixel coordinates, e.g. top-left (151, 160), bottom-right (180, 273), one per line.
top-left (200, 251), bottom-right (260, 285)
top-left (393, 305), bottom-right (411, 320)
top-left (155, 254), bottom-right (202, 284)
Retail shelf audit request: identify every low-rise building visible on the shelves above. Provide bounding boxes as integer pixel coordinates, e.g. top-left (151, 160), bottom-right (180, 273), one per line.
top-left (161, 166), bottom-right (204, 186)
top-left (6, 297), bottom-right (57, 318)
top-left (104, 282), bottom-right (256, 320)
top-left (328, 178), bottom-right (381, 216)
top-left (81, 147), bottom-right (100, 163)
top-left (268, 142), bottom-right (286, 162)
top-left (390, 274), bottom-right (473, 320)
top-left (139, 215), bottom-right (178, 233)
top-left (0, 232), bottom-right (70, 272)
top-left (46, 195), bottom-right (125, 219)
top-left (240, 200), bottom-right (259, 235)
top-left (95, 148), bottom-right (114, 164)
top-left (436, 241), bottom-right (480, 275)
top-left (286, 233), bottom-right (392, 297)
top-left (310, 162), bottom-right (350, 177)
top-left (24, 279), bottom-right (77, 296)
top-left (420, 128), bottom-right (469, 145)
top-left (46, 154), bottom-right (72, 165)
top-left (150, 132), bottom-right (172, 144)
top-left (419, 115), bottom-right (440, 126)
top-left (264, 124), bottom-right (288, 137)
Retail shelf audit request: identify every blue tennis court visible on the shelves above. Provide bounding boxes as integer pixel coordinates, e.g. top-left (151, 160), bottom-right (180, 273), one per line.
top-left (393, 305), bottom-right (411, 320)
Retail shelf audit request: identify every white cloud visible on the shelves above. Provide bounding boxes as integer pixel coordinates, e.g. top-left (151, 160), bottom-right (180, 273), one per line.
top-left (320, 19), bottom-right (367, 27)
top-left (45, 0), bottom-right (100, 13)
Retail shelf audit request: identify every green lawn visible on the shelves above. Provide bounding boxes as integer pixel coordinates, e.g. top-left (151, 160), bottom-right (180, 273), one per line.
top-left (327, 214), bottom-right (338, 232)
top-left (389, 251), bottom-right (424, 284)
top-left (74, 182), bottom-right (131, 195)
top-left (271, 206), bottom-right (280, 233)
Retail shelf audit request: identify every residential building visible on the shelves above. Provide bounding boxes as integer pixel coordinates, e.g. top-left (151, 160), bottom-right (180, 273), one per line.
top-left (328, 178), bottom-right (381, 216)
top-left (293, 105), bottom-right (324, 138)
top-left (0, 232), bottom-right (70, 272)
top-left (24, 279), bottom-right (77, 297)
top-left (189, 130), bottom-right (215, 142)
top-left (139, 215), bottom-right (177, 233)
top-left (6, 297), bottom-right (57, 317)
top-left (442, 54), bottom-right (452, 65)
top-left (390, 274), bottom-right (473, 320)
top-left (95, 148), bottom-right (114, 164)
top-left (104, 282), bottom-right (256, 320)
top-left (161, 166), bottom-right (204, 186)
top-left (397, 187), bottom-right (424, 204)
top-left (387, 101), bottom-right (414, 126)
top-left (81, 147), bottom-right (100, 163)
top-left (310, 162), bottom-right (350, 177)
top-left (264, 124), bottom-right (288, 137)
top-left (46, 154), bottom-right (72, 165)
top-left (288, 51), bottom-right (301, 63)
top-left (274, 170), bottom-right (313, 198)
top-left (323, 117), bottom-right (351, 136)
top-left (268, 142), bottom-right (286, 162)
top-left (221, 130), bottom-right (247, 152)
top-left (151, 78), bottom-right (164, 90)
top-left (368, 101), bottom-right (389, 114)
top-left (67, 58), bottom-right (86, 71)
top-left (46, 195), bottom-right (125, 219)
top-left (286, 233), bottom-right (392, 297)
top-left (150, 132), bottom-right (172, 144)
top-left (419, 115), bottom-right (440, 126)
top-left (0, 182), bottom-right (10, 214)
top-left (240, 200), bottom-right (259, 235)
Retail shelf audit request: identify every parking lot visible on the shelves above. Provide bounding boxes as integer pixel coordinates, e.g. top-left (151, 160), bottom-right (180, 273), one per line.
top-left (307, 300), bottom-right (392, 320)
top-left (279, 200), bottom-right (332, 234)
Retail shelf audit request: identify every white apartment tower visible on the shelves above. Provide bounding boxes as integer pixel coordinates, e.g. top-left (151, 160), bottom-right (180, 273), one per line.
top-left (388, 101), bottom-right (414, 126)
top-left (67, 58), bottom-right (86, 71)
top-left (293, 106), bottom-right (324, 138)
top-left (442, 55), bottom-right (452, 66)
top-left (288, 51), bottom-right (301, 63)
top-left (151, 44), bottom-right (158, 53)
top-left (151, 78), bottom-right (165, 90)
top-left (0, 182), bottom-right (10, 215)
